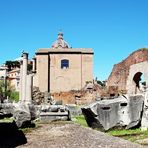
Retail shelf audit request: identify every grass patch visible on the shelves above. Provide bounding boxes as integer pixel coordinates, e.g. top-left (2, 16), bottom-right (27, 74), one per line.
top-left (0, 117), bottom-right (13, 123)
top-left (21, 127), bottom-right (35, 133)
top-left (72, 115), bottom-right (148, 145)
top-left (107, 128), bottom-right (148, 145)
top-left (72, 115), bottom-right (88, 127)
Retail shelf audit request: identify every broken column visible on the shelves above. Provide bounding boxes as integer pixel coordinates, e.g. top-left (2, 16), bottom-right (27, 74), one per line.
top-left (19, 52), bottom-right (33, 104)
top-left (19, 60), bottom-right (23, 102)
top-left (32, 57), bottom-right (36, 73)
top-left (13, 52), bottom-right (33, 127)
top-left (26, 75), bottom-right (33, 103)
top-left (21, 52), bottom-right (28, 102)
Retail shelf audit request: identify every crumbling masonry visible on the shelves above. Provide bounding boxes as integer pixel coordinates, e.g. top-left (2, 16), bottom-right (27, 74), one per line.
top-left (107, 48), bottom-right (148, 95)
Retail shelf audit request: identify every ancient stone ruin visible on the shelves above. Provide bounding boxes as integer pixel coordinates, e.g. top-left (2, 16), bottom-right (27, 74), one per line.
top-left (82, 94), bottom-right (145, 130)
top-left (0, 52), bottom-right (36, 127)
top-left (0, 52), bottom-right (70, 128)
top-left (86, 91), bottom-right (148, 131)
top-left (39, 91), bottom-right (70, 122)
top-left (82, 48), bottom-right (148, 131)
top-left (107, 48), bottom-right (148, 95)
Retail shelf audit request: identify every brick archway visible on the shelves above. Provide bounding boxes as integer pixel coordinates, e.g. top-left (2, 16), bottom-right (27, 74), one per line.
top-left (126, 61), bottom-right (148, 94)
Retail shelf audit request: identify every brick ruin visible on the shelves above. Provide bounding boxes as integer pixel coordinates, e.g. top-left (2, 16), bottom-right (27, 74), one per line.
top-left (51, 83), bottom-right (106, 104)
top-left (107, 48), bottom-right (148, 95)
top-left (32, 48), bottom-right (148, 104)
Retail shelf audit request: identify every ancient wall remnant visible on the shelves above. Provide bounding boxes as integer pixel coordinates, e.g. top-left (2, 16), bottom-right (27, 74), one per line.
top-left (51, 83), bottom-right (106, 105)
top-left (107, 48), bottom-right (148, 95)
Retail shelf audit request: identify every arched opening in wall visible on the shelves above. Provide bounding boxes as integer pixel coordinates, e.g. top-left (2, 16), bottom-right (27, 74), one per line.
top-left (133, 72), bottom-right (146, 94)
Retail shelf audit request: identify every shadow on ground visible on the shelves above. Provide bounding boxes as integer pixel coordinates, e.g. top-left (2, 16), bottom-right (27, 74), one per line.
top-left (0, 122), bottom-right (27, 147)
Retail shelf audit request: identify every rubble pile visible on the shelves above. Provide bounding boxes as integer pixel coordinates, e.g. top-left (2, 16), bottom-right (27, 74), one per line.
top-left (39, 92), bottom-right (70, 122)
top-left (32, 87), bottom-right (44, 105)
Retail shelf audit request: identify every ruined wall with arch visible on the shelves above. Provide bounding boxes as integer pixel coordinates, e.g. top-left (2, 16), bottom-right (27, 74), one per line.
top-left (107, 48), bottom-right (148, 94)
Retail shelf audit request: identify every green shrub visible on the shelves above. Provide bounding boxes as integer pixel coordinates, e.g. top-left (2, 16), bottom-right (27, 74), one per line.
top-left (10, 91), bottom-right (19, 102)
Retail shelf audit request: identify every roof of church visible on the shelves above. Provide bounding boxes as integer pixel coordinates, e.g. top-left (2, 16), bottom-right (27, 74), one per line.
top-left (36, 32), bottom-right (94, 54)
top-left (36, 48), bottom-right (93, 54)
top-left (51, 32), bottom-right (70, 49)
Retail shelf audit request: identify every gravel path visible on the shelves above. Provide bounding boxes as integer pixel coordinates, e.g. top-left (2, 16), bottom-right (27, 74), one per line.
top-left (18, 122), bottom-right (144, 148)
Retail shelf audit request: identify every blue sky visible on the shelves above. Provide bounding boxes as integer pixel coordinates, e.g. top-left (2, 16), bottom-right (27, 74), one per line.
top-left (0, 0), bottom-right (148, 80)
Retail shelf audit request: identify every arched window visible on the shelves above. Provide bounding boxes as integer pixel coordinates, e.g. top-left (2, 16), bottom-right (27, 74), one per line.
top-left (61, 59), bottom-right (69, 69)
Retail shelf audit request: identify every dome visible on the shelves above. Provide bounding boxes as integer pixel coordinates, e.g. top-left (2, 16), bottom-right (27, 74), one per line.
top-left (52, 32), bottom-right (70, 49)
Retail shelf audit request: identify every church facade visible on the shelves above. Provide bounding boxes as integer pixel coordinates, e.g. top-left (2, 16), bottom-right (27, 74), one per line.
top-left (33, 33), bottom-right (94, 93)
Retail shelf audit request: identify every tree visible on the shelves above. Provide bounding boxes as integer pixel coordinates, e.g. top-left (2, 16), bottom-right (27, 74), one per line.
top-left (95, 77), bottom-right (106, 87)
top-left (27, 63), bottom-right (33, 71)
top-left (0, 79), bottom-right (19, 102)
top-left (6, 60), bottom-right (32, 72)
top-left (5, 60), bottom-right (20, 71)
top-left (0, 80), bottom-right (7, 101)
top-left (10, 91), bottom-right (19, 102)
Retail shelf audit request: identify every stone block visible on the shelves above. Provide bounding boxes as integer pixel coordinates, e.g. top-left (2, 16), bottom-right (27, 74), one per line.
top-left (82, 94), bottom-right (144, 131)
top-left (40, 112), bottom-right (69, 122)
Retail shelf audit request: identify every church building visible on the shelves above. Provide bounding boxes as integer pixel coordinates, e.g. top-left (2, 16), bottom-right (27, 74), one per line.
top-left (33, 32), bottom-right (94, 93)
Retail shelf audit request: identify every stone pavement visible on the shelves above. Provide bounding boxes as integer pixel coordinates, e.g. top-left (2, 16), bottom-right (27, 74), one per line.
top-left (18, 122), bottom-right (144, 148)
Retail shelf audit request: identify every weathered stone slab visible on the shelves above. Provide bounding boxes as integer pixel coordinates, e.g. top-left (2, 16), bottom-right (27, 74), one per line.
top-left (39, 104), bottom-right (70, 122)
top-left (126, 95), bottom-right (144, 129)
top-left (40, 112), bottom-right (69, 122)
top-left (141, 91), bottom-right (148, 130)
top-left (82, 95), bottom-right (144, 130)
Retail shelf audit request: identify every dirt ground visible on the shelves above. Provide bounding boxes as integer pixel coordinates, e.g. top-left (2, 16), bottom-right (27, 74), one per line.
top-left (18, 122), bottom-right (144, 148)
